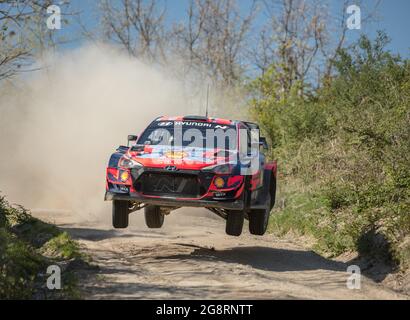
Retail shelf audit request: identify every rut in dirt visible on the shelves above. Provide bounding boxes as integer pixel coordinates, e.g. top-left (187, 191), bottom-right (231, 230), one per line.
top-left (46, 209), bottom-right (407, 300)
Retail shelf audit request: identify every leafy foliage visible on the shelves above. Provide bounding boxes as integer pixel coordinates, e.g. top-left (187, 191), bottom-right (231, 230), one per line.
top-left (250, 33), bottom-right (410, 268)
top-left (0, 195), bottom-right (83, 299)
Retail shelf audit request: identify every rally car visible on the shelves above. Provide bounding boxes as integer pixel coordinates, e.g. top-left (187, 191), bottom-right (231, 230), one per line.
top-left (105, 115), bottom-right (277, 236)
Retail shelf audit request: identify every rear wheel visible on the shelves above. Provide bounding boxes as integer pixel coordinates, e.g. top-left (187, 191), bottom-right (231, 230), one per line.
top-left (112, 200), bottom-right (129, 228)
top-left (225, 210), bottom-right (244, 236)
top-left (144, 205), bottom-right (164, 228)
top-left (249, 193), bottom-right (271, 236)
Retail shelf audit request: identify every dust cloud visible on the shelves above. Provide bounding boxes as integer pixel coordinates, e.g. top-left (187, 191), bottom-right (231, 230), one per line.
top-left (0, 44), bottom-right (201, 222)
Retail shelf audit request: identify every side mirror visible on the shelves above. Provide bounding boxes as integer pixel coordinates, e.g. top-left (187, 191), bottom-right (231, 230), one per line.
top-left (259, 137), bottom-right (268, 150)
top-left (127, 135), bottom-right (138, 147)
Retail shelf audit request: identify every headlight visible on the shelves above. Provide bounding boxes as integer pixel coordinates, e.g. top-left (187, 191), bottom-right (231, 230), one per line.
top-left (119, 157), bottom-right (143, 169)
top-left (202, 163), bottom-right (234, 174)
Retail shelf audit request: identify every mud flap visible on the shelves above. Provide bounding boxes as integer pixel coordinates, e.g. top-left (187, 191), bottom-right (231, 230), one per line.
top-left (250, 169), bottom-right (273, 210)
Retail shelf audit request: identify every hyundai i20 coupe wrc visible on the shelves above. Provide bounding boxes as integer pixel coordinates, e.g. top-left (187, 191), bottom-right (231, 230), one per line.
top-left (105, 115), bottom-right (277, 236)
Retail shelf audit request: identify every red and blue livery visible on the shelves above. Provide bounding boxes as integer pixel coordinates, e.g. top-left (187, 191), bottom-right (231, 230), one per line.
top-left (105, 115), bottom-right (277, 236)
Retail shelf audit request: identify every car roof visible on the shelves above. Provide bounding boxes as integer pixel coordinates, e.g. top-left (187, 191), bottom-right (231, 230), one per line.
top-left (156, 115), bottom-right (237, 126)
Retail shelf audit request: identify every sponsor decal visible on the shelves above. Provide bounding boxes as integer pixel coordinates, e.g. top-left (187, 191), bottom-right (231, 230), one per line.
top-left (155, 121), bottom-right (225, 128)
top-left (174, 121), bottom-right (213, 127)
top-left (165, 151), bottom-right (187, 159)
top-left (165, 165), bottom-right (178, 171)
top-left (157, 121), bottom-right (173, 127)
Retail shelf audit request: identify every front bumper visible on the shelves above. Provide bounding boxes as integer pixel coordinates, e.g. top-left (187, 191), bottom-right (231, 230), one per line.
top-left (105, 191), bottom-right (244, 210)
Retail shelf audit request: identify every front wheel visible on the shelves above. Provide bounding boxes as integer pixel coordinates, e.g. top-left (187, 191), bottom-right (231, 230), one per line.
top-left (249, 193), bottom-right (271, 236)
top-left (112, 200), bottom-right (129, 228)
top-left (144, 205), bottom-right (164, 228)
top-left (225, 210), bottom-right (244, 236)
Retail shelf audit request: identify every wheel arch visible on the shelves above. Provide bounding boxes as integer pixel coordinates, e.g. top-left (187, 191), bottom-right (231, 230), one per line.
top-left (262, 162), bottom-right (277, 209)
top-left (264, 161), bottom-right (277, 178)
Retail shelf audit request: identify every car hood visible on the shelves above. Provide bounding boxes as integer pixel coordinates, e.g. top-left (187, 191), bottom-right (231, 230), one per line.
top-left (125, 145), bottom-right (237, 170)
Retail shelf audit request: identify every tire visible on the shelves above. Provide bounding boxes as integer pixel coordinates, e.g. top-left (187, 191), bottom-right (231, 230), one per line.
top-left (144, 205), bottom-right (164, 228)
top-left (249, 193), bottom-right (271, 236)
top-left (112, 200), bottom-right (129, 228)
top-left (226, 210), bottom-right (244, 236)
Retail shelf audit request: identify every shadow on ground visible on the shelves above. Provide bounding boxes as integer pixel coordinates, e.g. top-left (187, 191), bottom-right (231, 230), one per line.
top-left (66, 225), bottom-right (398, 286)
top-left (61, 226), bottom-right (167, 241)
top-left (346, 228), bottom-right (398, 283)
top-left (155, 244), bottom-right (347, 273)
top-left (80, 280), bottom-right (300, 299)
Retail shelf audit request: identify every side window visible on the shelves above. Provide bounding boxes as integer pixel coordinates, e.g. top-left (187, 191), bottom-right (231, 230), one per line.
top-left (247, 130), bottom-right (252, 155)
top-left (250, 128), bottom-right (260, 156)
top-left (240, 124), bottom-right (260, 157)
top-left (239, 125), bottom-right (252, 156)
top-left (146, 129), bottom-right (172, 145)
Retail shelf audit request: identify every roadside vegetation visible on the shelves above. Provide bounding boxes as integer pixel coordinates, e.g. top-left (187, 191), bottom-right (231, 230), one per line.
top-left (248, 33), bottom-right (410, 270)
top-left (0, 0), bottom-right (408, 287)
top-left (0, 195), bottom-right (83, 299)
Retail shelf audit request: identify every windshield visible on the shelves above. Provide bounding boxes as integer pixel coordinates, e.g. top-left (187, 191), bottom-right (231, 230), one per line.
top-left (137, 120), bottom-right (237, 150)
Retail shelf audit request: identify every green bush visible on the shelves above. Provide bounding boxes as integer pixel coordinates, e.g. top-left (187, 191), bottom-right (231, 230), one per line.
top-left (41, 232), bottom-right (81, 260)
top-left (0, 228), bottom-right (45, 299)
top-left (251, 32), bottom-right (410, 268)
top-left (0, 195), bottom-right (83, 299)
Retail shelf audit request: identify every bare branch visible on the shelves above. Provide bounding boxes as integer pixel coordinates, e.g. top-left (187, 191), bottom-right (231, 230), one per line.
top-left (172, 0), bottom-right (257, 87)
top-left (100, 0), bottom-right (167, 61)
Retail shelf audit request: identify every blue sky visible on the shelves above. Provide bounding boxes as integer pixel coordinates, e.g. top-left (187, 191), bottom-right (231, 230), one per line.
top-left (65, 0), bottom-right (409, 58)
top-left (363, 0), bottom-right (410, 56)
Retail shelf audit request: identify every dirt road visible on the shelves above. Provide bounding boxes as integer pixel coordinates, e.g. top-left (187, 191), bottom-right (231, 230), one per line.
top-left (36, 208), bottom-right (407, 300)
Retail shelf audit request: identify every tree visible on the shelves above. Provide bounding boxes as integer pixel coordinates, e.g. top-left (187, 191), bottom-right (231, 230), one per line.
top-left (0, 0), bottom-right (75, 81)
top-left (100, 0), bottom-right (167, 61)
top-left (172, 0), bottom-right (256, 87)
top-left (252, 0), bottom-right (381, 95)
